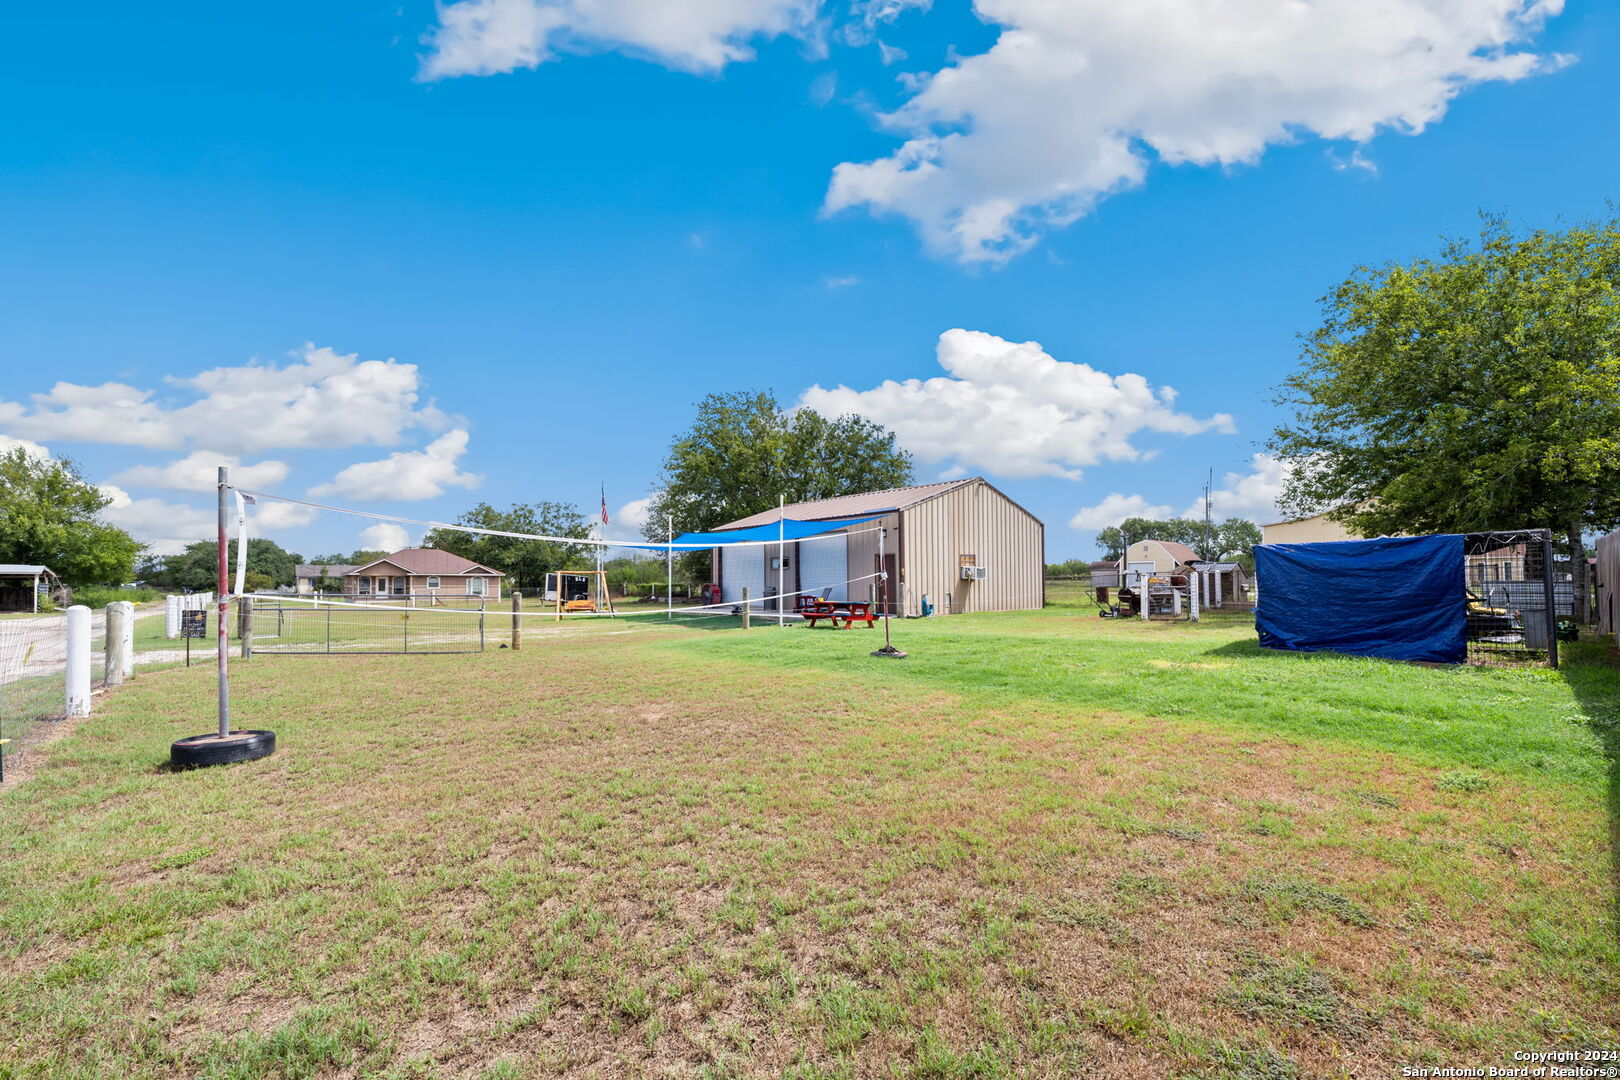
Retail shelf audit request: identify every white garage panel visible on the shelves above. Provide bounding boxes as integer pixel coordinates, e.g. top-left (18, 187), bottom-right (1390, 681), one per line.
top-left (798, 535), bottom-right (848, 602)
top-left (722, 545), bottom-right (765, 605)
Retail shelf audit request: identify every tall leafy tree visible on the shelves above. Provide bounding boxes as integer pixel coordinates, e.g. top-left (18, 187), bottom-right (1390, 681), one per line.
top-left (1095, 516), bottom-right (1259, 564)
top-left (138, 538), bottom-right (302, 591)
top-left (0, 447), bottom-right (142, 586)
top-left (644, 390), bottom-right (913, 540)
top-left (1269, 215), bottom-right (1620, 614)
top-left (422, 502), bottom-right (590, 590)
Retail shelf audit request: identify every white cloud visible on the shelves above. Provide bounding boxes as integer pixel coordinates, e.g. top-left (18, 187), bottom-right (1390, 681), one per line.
top-left (0, 434), bottom-right (50, 459)
top-left (250, 501), bottom-right (318, 533)
top-left (800, 328), bottom-right (1232, 480)
top-left (111, 451), bottom-right (289, 493)
top-left (98, 484), bottom-right (216, 556)
top-left (825, 0), bottom-right (1566, 263)
top-left (420, 0), bottom-right (815, 78)
top-left (0, 344), bottom-right (448, 455)
top-left (1067, 452), bottom-right (1295, 534)
top-left (601, 496), bottom-right (655, 542)
top-left (823, 274), bottom-right (860, 289)
top-left (309, 429), bottom-right (482, 502)
top-left (1068, 493), bottom-right (1173, 531)
top-left (359, 523), bottom-right (413, 553)
top-left (1179, 452), bottom-right (1293, 523)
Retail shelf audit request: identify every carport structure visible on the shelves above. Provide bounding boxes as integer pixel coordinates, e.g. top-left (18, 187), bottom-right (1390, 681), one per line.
top-left (0, 564), bottom-right (58, 614)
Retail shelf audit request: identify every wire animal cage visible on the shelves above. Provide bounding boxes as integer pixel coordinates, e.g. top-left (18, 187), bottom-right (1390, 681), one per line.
top-left (1462, 530), bottom-right (1559, 667)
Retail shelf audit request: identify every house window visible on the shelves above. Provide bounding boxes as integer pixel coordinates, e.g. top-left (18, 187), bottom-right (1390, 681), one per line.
top-left (392, 577), bottom-right (406, 595)
top-left (358, 578), bottom-right (370, 595)
top-left (426, 576), bottom-right (441, 590)
top-left (468, 577), bottom-right (487, 596)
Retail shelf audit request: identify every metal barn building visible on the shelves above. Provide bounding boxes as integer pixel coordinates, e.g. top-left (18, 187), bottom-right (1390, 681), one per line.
top-left (710, 478), bottom-right (1044, 616)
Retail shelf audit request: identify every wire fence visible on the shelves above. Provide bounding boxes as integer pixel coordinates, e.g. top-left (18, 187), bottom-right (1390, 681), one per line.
top-left (0, 612), bottom-right (106, 777)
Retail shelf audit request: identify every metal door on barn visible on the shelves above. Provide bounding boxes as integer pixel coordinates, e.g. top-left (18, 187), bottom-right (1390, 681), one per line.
top-left (798, 536), bottom-right (847, 602)
top-left (874, 554), bottom-right (898, 615)
top-left (722, 546), bottom-right (765, 606)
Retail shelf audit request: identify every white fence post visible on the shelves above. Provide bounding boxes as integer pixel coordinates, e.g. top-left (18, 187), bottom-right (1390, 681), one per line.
top-left (1190, 571), bottom-right (1201, 622)
top-left (121, 602), bottom-right (135, 678)
top-left (165, 594), bottom-right (180, 639)
top-left (104, 602), bottom-right (131, 685)
top-left (66, 605), bottom-right (92, 717)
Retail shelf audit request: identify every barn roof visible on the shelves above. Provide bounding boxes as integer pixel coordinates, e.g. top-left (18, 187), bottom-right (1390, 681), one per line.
top-left (715, 479), bottom-right (978, 530)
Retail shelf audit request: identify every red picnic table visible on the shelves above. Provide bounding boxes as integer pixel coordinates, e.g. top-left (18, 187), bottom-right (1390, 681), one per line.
top-left (798, 598), bottom-right (877, 629)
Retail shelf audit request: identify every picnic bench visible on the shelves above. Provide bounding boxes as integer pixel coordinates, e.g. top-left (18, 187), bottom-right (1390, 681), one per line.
top-left (799, 598), bottom-right (877, 629)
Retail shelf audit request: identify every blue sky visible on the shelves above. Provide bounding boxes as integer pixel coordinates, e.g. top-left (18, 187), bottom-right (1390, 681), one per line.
top-left (1, 1), bottom-right (1614, 561)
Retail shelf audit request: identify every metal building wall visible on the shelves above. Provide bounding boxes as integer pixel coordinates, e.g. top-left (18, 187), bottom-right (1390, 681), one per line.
top-left (1597, 530), bottom-right (1620, 636)
top-left (898, 480), bottom-right (1044, 615)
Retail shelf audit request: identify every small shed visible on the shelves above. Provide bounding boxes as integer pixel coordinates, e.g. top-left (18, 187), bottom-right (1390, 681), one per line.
top-left (0, 564), bottom-right (60, 613)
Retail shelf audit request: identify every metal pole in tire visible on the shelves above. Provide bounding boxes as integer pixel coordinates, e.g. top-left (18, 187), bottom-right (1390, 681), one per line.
top-left (168, 465), bottom-right (276, 770)
top-left (872, 523), bottom-right (906, 658)
top-left (217, 466), bottom-right (230, 737)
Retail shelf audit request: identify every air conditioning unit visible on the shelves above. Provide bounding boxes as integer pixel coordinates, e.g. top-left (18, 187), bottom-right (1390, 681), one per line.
top-left (960, 565), bottom-right (987, 581)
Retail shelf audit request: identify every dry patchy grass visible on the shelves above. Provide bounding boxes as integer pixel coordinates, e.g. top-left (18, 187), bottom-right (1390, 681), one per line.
top-left (0, 606), bottom-right (1616, 1078)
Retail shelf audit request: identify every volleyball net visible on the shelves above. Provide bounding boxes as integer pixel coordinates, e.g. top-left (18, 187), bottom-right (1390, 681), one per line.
top-left (226, 486), bottom-right (896, 653)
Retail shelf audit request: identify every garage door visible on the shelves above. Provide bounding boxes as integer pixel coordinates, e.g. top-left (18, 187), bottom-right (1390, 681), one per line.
top-left (722, 545), bottom-right (765, 605)
top-left (798, 535), bottom-right (848, 602)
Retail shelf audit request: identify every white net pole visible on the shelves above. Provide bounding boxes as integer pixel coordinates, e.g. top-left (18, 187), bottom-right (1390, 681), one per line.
top-left (666, 514), bottom-right (673, 620)
top-left (216, 466), bottom-right (231, 737)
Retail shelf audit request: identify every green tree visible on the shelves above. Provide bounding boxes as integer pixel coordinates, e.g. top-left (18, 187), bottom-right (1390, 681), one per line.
top-left (1269, 214), bottom-right (1620, 614)
top-left (422, 502), bottom-right (590, 590)
top-left (1214, 518), bottom-right (1263, 567)
top-left (644, 390), bottom-right (914, 541)
top-left (0, 447), bottom-right (142, 586)
top-left (1093, 516), bottom-right (1259, 563)
top-left (138, 538), bottom-right (302, 592)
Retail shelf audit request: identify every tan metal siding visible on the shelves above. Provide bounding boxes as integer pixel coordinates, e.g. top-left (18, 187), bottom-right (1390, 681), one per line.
top-left (900, 479), bottom-right (1043, 615)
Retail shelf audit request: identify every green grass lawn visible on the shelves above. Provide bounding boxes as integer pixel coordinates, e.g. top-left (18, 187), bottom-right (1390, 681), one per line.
top-left (1, 589), bottom-right (1616, 1078)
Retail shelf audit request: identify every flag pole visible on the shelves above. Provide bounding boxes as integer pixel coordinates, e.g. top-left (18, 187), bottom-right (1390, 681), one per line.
top-left (777, 495), bottom-right (785, 628)
top-left (666, 513), bottom-right (674, 620)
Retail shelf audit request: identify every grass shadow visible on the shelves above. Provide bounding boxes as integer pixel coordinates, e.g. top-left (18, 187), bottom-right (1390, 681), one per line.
top-left (1559, 637), bottom-right (1620, 938)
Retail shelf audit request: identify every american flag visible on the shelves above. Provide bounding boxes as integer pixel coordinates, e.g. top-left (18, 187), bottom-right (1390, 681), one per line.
top-left (600, 484), bottom-right (609, 525)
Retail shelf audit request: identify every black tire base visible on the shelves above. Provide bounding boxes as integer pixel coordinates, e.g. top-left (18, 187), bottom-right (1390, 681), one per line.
top-left (870, 646), bottom-right (908, 659)
top-left (171, 730), bottom-right (276, 769)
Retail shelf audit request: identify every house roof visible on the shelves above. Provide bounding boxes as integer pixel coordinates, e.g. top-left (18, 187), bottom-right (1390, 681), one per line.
top-left (715, 479), bottom-right (979, 531)
top-left (295, 563), bottom-right (357, 578)
top-left (347, 548), bottom-right (503, 577)
top-left (0, 564), bottom-right (51, 576)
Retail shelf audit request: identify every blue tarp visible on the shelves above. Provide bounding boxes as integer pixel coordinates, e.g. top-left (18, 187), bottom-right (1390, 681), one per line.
top-left (1255, 534), bottom-right (1466, 663)
top-left (628, 515), bottom-right (883, 549)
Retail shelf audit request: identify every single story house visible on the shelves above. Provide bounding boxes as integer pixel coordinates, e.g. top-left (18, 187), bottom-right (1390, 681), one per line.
top-left (0, 564), bottom-right (60, 613)
top-left (1121, 539), bottom-right (1199, 578)
top-left (707, 478), bottom-right (1044, 616)
top-left (295, 563), bottom-right (357, 595)
top-left (343, 548), bottom-right (505, 602)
